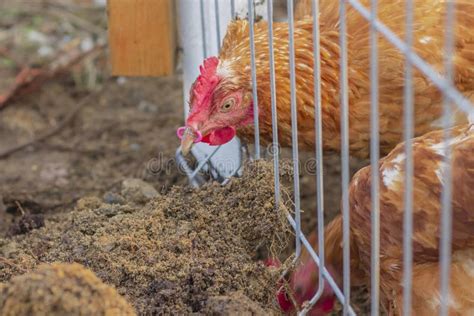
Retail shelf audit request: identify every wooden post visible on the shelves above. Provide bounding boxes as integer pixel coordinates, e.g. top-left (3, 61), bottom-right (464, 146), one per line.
top-left (108, 0), bottom-right (176, 76)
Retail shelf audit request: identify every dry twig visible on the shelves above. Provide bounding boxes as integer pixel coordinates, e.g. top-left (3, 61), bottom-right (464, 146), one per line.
top-left (14, 201), bottom-right (26, 216)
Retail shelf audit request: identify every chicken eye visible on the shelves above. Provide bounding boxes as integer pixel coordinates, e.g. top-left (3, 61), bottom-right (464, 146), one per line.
top-left (221, 98), bottom-right (235, 112)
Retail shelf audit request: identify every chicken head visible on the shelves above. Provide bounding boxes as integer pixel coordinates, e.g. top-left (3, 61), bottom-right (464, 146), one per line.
top-left (178, 56), bottom-right (254, 155)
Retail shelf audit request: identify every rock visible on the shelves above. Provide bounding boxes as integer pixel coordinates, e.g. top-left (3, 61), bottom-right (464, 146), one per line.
top-left (137, 100), bottom-right (158, 113)
top-left (129, 143), bottom-right (141, 151)
top-left (75, 197), bottom-right (102, 211)
top-left (103, 192), bottom-right (125, 205)
top-left (121, 178), bottom-right (159, 203)
top-left (0, 263), bottom-right (136, 316)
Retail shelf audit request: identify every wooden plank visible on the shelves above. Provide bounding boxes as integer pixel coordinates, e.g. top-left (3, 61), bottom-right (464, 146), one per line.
top-left (108, 0), bottom-right (176, 76)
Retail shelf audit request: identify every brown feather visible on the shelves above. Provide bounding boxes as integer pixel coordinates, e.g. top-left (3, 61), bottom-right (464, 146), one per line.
top-left (294, 124), bottom-right (474, 314)
top-left (350, 124), bottom-right (474, 313)
top-left (217, 0), bottom-right (474, 158)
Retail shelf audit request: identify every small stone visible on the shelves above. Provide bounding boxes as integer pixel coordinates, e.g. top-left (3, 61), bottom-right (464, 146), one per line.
top-left (96, 204), bottom-right (120, 218)
top-left (137, 100), bottom-right (158, 113)
top-left (116, 77), bottom-right (127, 85)
top-left (121, 178), bottom-right (159, 203)
top-left (103, 192), bottom-right (125, 205)
top-left (27, 30), bottom-right (48, 44)
top-left (38, 45), bottom-right (53, 57)
top-left (129, 143), bottom-right (141, 151)
top-left (76, 197), bottom-right (103, 210)
top-left (80, 37), bottom-right (94, 52)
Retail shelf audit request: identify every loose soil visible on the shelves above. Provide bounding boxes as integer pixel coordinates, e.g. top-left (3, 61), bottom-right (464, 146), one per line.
top-left (1, 161), bottom-right (288, 314)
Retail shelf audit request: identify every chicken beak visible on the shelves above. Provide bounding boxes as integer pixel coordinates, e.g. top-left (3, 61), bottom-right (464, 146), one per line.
top-left (178, 125), bottom-right (204, 156)
top-left (180, 133), bottom-right (195, 156)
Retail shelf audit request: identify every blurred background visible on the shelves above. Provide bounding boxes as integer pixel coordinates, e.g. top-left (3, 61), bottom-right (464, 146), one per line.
top-left (0, 0), bottom-right (187, 235)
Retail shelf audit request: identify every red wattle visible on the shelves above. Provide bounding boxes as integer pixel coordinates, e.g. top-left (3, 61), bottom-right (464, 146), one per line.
top-left (201, 126), bottom-right (236, 145)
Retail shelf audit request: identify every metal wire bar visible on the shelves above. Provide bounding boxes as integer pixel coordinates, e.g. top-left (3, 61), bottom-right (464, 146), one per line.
top-left (190, 146), bottom-right (221, 179)
top-left (248, 0), bottom-right (261, 159)
top-left (199, 0), bottom-right (207, 58)
top-left (369, 0), bottom-right (380, 315)
top-left (439, 2), bottom-right (456, 315)
top-left (346, 0), bottom-right (473, 115)
top-left (230, 0), bottom-right (235, 18)
top-left (285, 213), bottom-right (356, 316)
top-left (266, 0), bottom-right (280, 207)
top-left (401, 0), bottom-right (415, 314)
top-left (301, 0), bottom-right (326, 313)
top-left (175, 148), bottom-right (205, 188)
top-left (214, 0), bottom-right (221, 53)
top-left (339, 1), bottom-right (351, 314)
top-left (287, 0), bottom-right (302, 259)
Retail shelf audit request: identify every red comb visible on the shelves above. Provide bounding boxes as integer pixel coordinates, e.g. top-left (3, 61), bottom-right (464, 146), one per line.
top-left (190, 56), bottom-right (219, 113)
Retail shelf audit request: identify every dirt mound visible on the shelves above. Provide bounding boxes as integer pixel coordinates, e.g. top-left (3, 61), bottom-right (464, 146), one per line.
top-left (0, 161), bottom-right (289, 314)
top-left (0, 263), bottom-right (135, 316)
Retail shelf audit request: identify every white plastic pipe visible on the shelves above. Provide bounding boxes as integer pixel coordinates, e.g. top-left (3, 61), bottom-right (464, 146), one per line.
top-left (178, 0), bottom-right (269, 179)
top-left (178, 0), bottom-right (267, 117)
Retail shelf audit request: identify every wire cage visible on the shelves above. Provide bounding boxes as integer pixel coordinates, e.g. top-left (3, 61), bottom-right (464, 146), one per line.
top-left (176, 0), bottom-right (474, 315)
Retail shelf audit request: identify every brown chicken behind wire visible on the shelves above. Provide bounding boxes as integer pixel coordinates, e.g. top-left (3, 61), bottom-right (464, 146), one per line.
top-left (291, 124), bottom-right (474, 315)
top-left (350, 123), bottom-right (474, 315)
top-left (219, 0), bottom-right (474, 158)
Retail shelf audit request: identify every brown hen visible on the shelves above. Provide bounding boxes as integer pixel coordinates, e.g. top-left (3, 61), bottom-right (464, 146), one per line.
top-left (179, 0), bottom-right (474, 158)
top-left (284, 123), bottom-right (474, 315)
